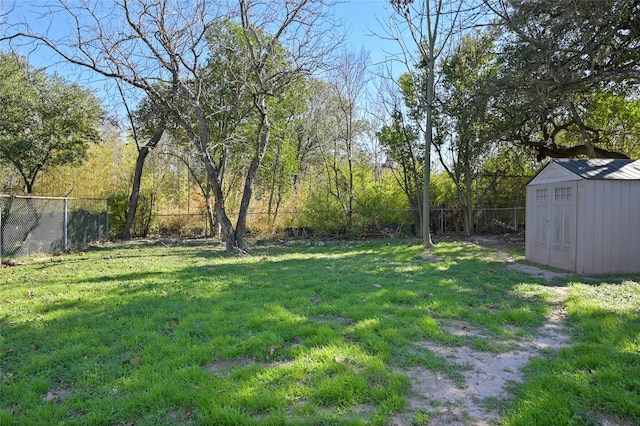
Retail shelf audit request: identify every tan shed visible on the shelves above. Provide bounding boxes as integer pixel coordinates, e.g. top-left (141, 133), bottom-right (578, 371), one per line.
top-left (526, 159), bottom-right (640, 274)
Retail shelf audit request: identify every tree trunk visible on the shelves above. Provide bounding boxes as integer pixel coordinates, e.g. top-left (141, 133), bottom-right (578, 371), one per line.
top-left (463, 165), bottom-right (474, 236)
top-left (235, 94), bottom-right (271, 251)
top-left (121, 113), bottom-right (166, 240)
top-left (569, 102), bottom-right (597, 158)
top-left (121, 146), bottom-right (149, 239)
top-left (423, 58), bottom-right (435, 248)
top-left (267, 138), bottom-right (282, 224)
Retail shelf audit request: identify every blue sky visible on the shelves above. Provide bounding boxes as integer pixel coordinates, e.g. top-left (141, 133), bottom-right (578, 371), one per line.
top-left (335, 0), bottom-right (400, 62)
top-left (4, 0), bottom-right (403, 74)
top-left (2, 0), bottom-right (407, 113)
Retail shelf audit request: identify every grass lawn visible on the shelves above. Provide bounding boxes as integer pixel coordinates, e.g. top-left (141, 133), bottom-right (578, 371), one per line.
top-left (1, 238), bottom-right (638, 425)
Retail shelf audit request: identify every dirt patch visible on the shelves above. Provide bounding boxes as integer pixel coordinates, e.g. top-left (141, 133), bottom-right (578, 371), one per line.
top-left (436, 319), bottom-right (490, 339)
top-left (391, 285), bottom-right (571, 426)
top-left (506, 262), bottom-right (569, 283)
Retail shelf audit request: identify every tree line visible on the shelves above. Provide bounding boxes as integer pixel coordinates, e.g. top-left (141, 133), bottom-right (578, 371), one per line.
top-left (1, 0), bottom-right (638, 252)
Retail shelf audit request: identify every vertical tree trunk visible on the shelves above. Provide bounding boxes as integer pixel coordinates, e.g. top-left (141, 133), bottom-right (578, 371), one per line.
top-left (423, 57), bottom-right (435, 248)
top-left (235, 94), bottom-right (271, 251)
top-left (121, 113), bottom-right (166, 240)
top-left (267, 138), bottom-right (282, 224)
top-left (121, 147), bottom-right (149, 239)
top-left (463, 164), bottom-right (474, 236)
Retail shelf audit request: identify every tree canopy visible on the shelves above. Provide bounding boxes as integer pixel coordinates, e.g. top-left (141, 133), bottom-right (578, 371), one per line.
top-left (0, 51), bottom-right (103, 193)
top-left (490, 0), bottom-right (640, 160)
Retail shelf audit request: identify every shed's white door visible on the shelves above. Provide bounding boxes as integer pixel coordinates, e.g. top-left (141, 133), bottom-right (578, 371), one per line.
top-left (527, 182), bottom-right (577, 271)
top-left (548, 183), bottom-right (577, 271)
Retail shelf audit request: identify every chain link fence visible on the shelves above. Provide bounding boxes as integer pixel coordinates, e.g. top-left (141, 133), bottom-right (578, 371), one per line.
top-left (148, 206), bottom-right (526, 239)
top-left (0, 195), bottom-right (108, 260)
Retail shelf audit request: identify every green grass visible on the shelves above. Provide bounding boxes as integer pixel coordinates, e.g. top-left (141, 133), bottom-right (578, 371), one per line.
top-left (1, 239), bottom-right (638, 425)
top-left (502, 279), bottom-right (640, 426)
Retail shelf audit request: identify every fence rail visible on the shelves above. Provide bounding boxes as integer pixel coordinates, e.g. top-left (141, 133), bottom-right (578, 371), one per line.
top-left (0, 194), bottom-right (108, 260)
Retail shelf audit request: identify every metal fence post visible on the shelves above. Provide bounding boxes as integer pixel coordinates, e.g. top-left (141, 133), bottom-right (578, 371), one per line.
top-left (106, 195), bottom-right (113, 240)
top-left (63, 189), bottom-right (74, 251)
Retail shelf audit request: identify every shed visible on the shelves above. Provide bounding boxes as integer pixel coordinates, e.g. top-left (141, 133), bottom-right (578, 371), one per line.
top-left (525, 158), bottom-right (640, 274)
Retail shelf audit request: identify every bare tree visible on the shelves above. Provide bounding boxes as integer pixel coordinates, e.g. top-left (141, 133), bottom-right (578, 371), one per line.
top-left (374, 74), bottom-right (424, 236)
top-left (382, 0), bottom-right (485, 248)
top-left (3, 0), bottom-right (342, 252)
top-left (326, 47), bottom-right (371, 228)
top-left (234, 0), bottom-right (343, 249)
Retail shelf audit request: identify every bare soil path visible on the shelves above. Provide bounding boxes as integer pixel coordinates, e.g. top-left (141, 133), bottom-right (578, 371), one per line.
top-left (392, 238), bottom-right (572, 425)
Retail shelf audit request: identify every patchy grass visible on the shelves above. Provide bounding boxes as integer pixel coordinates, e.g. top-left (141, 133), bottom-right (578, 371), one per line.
top-left (0, 238), bottom-right (638, 425)
top-left (502, 279), bottom-right (640, 426)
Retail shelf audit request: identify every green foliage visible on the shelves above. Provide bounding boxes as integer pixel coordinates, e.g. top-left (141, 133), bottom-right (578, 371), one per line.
top-left (297, 189), bottom-right (346, 234)
top-left (0, 51), bottom-right (104, 193)
top-left (35, 130), bottom-right (135, 198)
top-left (353, 168), bottom-right (413, 231)
top-left (296, 166), bottom-right (411, 235)
top-left (430, 171), bottom-right (457, 206)
top-left (493, 0), bottom-right (640, 159)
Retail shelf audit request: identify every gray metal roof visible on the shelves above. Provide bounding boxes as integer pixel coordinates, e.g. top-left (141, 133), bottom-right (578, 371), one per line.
top-left (553, 159), bottom-right (640, 180)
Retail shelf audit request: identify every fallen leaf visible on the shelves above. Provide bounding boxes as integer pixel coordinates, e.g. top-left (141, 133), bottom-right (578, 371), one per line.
top-left (27, 290), bottom-right (34, 298)
top-left (168, 317), bottom-right (180, 324)
top-left (43, 388), bottom-right (71, 403)
top-left (333, 355), bottom-right (351, 364)
top-left (267, 345), bottom-right (284, 360)
top-left (44, 392), bottom-right (59, 402)
top-left (161, 291), bottom-right (169, 297)
top-left (129, 357), bottom-right (141, 366)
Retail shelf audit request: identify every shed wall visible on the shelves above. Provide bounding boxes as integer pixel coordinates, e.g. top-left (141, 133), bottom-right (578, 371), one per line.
top-left (577, 180), bottom-right (640, 274)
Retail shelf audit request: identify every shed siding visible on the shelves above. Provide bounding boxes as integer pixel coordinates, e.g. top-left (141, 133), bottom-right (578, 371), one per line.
top-left (630, 184), bottom-right (640, 271)
top-left (580, 180), bottom-right (640, 274)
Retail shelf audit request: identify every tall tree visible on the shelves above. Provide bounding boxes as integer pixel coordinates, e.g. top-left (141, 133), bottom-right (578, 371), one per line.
top-left (438, 30), bottom-right (498, 235)
top-left (2, 0), bottom-right (342, 252)
top-left (488, 0), bottom-right (640, 160)
top-left (0, 52), bottom-right (103, 193)
top-left (376, 107), bottom-right (424, 235)
top-left (234, 0), bottom-right (343, 250)
top-left (326, 48), bottom-right (370, 228)
top-left (385, 0), bottom-right (484, 247)
top-left (120, 91), bottom-right (168, 239)
top-left (331, 49), bottom-right (369, 228)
